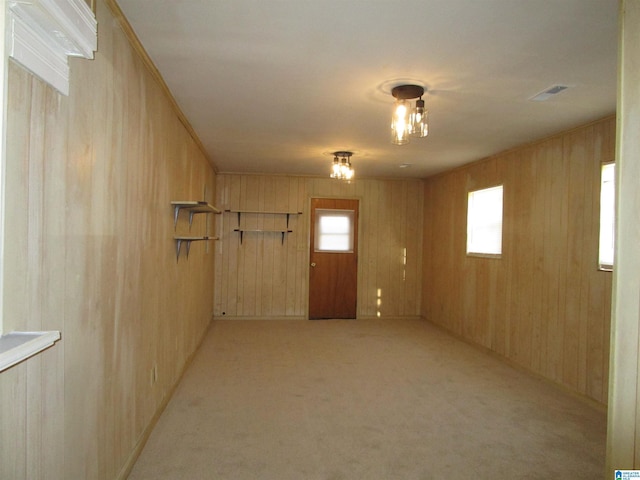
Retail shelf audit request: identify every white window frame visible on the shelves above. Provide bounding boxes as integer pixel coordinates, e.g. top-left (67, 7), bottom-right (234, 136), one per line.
top-left (0, 0), bottom-right (8, 336)
top-left (314, 209), bottom-right (355, 253)
top-left (598, 162), bottom-right (615, 271)
top-left (0, 0), bottom-right (95, 371)
top-left (0, 3), bottom-right (62, 372)
top-left (466, 185), bottom-right (503, 258)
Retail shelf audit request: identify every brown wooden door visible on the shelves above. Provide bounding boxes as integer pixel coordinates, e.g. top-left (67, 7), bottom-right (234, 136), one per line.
top-left (309, 198), bottom-right (358, 319)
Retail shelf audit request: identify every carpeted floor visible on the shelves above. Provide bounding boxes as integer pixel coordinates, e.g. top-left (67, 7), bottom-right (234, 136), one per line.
top-left (127, 318), bottom-right (606, 479)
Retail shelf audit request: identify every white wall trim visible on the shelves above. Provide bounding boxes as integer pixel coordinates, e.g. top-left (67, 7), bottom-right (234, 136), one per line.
top-left (0, 331), bottom-right (61, 372)
top-left (0, 1), bottom-right (8, 338)
top-left (606, 0), bottom-right (640, 471)
top-left (8, 0), bottom-right (96, 95)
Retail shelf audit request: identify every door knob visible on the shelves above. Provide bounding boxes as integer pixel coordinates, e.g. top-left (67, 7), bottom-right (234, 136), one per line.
top-left (310, 262), bottom-right (316, 267)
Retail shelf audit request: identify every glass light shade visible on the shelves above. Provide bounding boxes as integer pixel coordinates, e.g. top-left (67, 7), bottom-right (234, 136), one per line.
top-left (330, 154), bottom-right (354, 181)
top-left (339, 159), bottom-right (350, 178)
top-left (409, 98), bottom-right (428, 138)
top-left (330, 157), bottom-right (341, 178)
top-left (391, 99), bottom-right (410, 145)
top-left (344, 164), bottom-right (354, 181)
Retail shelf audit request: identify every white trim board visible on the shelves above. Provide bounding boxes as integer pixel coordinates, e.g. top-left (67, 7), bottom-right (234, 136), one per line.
top-left (8, 0), bottom-right (97, 95)
top-left (0, 331), bottom-right (61, 372)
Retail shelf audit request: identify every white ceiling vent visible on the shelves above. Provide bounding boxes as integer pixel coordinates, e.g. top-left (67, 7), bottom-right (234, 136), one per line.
top-left (529, 85), bottom-right (571, 102)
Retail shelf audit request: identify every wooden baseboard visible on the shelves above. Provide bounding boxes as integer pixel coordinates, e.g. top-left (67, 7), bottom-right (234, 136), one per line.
top-left (115, 317), bottom-right (215, 480)
top-left (213, 315), bottom-right (424, 321)
top-left (420, 316), bottom-right (608, 413)
top-left (213, 315), bottom-right (307, 321)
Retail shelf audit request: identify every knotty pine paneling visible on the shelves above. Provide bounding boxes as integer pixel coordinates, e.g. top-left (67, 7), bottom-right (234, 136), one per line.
top-left (422, 116), bottom-right (614, 405)
top-left (0, 1), bottom-right (217, 479)
top-left (215, 175), bottom-right (423, 319)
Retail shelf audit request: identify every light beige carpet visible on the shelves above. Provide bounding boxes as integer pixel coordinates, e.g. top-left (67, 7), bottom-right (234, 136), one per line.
top-left (128, 318), bottom-right (606, 479)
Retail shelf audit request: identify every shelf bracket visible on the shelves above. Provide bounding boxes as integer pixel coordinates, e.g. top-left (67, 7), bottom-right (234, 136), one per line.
top-left (174, 236), bottom-right (218, 261)
top-left (174, 238), bottom-right (194, 261)
top-left (175, 238), bottom-right (181, 258)
top-left (172, 201), bottom-right (221, 231)
top-left (173, 205), bottom-right (181, 229)
top-left (173, 206), bottom-right (199, 231)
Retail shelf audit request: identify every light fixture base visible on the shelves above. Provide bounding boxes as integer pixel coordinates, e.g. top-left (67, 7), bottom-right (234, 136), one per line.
top-left (391, 84), bottom-right (425, 100)
top-left (332, 151), bottom-right (353, 158)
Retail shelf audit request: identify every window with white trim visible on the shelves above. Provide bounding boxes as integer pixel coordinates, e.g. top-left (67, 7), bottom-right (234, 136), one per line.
top-left (467, 185), bottom-right (503, 256)
top-left (314, 209), bottom-right (355, 253)
top-left (598, 162), bottom-right (615, 270)
top-left (0, 0), bottom-right (91, 369)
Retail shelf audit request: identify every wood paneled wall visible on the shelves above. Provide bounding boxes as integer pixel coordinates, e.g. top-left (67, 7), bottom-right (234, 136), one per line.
top-left (0, 2), bottom-right (216, 479)
top-left (606, 0), bottom-right (640, 471)
top-left (215, 175), bottom-right (423, 319)
top-left (422, 116), bottom-right (615, 405)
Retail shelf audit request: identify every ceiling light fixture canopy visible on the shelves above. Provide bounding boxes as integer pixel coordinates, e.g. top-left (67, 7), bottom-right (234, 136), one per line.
top-left (391, 84), bottom-right (428, 145)
top-left (330, 151), bottom-right (354, 181)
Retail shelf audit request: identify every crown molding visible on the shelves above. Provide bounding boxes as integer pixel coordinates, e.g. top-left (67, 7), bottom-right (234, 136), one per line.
top-left (8, 0), bottom-right (97, 95)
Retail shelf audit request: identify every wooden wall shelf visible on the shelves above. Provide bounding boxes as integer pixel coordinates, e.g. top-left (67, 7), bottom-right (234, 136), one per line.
top-left (233, 229), bottom-right (293, 245)
top-left (174, 236), bottom-right (219, 259)
top-left (172, 201), bottom-right (221, 229)
top-left (172, 201), bottom-right (221, 260)
top-left (225, 209), bottom-right (302, 228)
top-left (225, 209), bottom-right (302, 245)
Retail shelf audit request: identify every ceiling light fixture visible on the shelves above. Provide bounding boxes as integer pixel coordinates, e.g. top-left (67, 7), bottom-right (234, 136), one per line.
top-left (390, 84), bottom-right (428, 145)
top-left (330, 151), bottom-right (354, 181)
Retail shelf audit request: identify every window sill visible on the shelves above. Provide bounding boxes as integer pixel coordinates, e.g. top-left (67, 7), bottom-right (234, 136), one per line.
top-left (467, 252), bottom-right (502, 259)
top-left (0, 331), bottom-right (61, 372)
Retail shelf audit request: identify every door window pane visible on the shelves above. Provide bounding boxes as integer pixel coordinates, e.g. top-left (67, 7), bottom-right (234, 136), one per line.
top-left (314, 209), bottom-right (355, 252)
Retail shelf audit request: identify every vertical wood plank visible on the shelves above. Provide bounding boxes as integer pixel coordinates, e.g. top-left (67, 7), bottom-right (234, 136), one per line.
top-left (421, 116), bottom-right (614, 406)
top-left (1, 1), bottom-right (219, 478)
top-left (606, 0), bottom-right (640, 469)
top-left (214, 175), bottom-right (424, 319)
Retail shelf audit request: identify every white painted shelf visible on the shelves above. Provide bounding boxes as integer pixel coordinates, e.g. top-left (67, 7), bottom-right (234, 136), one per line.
top-left (0, 331), bottom-right (61, 372)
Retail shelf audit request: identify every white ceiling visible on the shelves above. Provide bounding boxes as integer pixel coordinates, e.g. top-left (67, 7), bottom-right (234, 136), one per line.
top-left (115, 0), bottom-right (618, 179)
